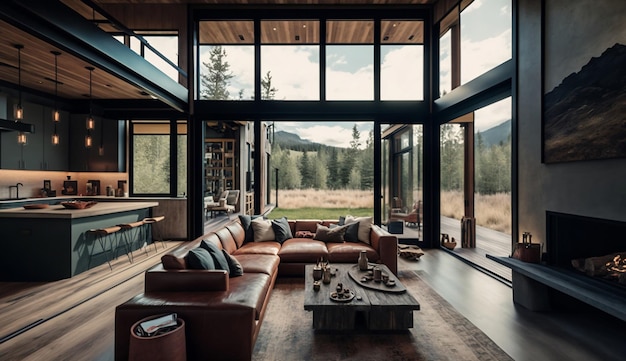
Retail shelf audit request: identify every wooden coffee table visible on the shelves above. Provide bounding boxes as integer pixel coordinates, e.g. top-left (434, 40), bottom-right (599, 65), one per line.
top-left (304, 263), bottom-right (420, 331)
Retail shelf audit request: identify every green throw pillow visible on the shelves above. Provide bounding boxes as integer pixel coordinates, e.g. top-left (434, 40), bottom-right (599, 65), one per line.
top-left (239, 214), bottom-right (264, 243)
top-left (271, 217), bottom-right (293, 244)
top-left (186, 248), bottom-right (215, 270)
top-left (200, 240), bottom-right (230, 273)
top-left (222, 250), bottom-right (244, 277)
top-left (344, 221), bottom-right (360, 243)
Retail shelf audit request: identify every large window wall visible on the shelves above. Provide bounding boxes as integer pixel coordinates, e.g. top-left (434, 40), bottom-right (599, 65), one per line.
top-left (195, 16), bottom-right (426, 102)
top-left (130, 121), bottom-right (187, 197)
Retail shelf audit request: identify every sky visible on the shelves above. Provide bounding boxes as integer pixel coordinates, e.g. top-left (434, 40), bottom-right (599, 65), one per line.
top-left (190, 0), bottom-right (512, 148)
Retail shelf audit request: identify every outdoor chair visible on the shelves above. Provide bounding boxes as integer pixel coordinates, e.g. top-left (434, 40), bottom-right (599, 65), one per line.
top-left (206, 189), bottom-right (239, 218)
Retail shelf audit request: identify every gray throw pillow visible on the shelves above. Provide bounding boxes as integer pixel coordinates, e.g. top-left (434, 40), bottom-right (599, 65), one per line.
top-left (222, 250), bottom-right (244, 277)
top-left (314, 224), bottom-right (346, 243)
top-left (271, 217), bottom-right (293, 244)
top-left (200, 240), bottom-right (230, 273)
top-left (186, 248), bottom-right (215, 270)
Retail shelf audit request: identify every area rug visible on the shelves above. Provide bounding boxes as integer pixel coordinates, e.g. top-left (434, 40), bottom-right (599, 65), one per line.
top-left (253, 270), bottom-right (513, 361)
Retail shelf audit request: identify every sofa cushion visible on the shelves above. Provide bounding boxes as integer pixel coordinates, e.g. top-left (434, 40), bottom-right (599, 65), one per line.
top-left (313, 224), bottom-right (346, 243)
top-left (161, 253), bottom-right (186, 270)
top-left (215, 227), bottom-right (238, 254)
top-left (235, 241), bottom-right (282, 256)
top-left (223, 250), bottom-right (244, 277)
top-left (234, 254), bottom-right (280, 275)
top-left (278, 238), bottom-right (329, 263)
top-left (271, 217), bottom-right (293, 244)
top-left (294, 220), bottom-right (322, 233)
top-left (345, 215), bottom-right (373, 244)
top-left (326, 242), bottom-right (380, 263)
top-left (186, 248), bottom-right (216, 270)
top-left (200, 240), bottom-right (230, 273)
top-left (251, 218), bottom-right (276, 242)
top-left (226, 222), bottom-right (246, 249)
top-left (227, 272), bottom-right (272, 320)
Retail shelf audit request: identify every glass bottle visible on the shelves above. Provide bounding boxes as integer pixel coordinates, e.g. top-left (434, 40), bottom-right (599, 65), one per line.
top-left (358, 250), bottom-right (369, 271)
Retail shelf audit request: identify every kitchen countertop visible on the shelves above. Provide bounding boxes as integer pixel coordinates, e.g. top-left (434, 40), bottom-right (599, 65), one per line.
top-left (0, 201), bottom-right (159, 219)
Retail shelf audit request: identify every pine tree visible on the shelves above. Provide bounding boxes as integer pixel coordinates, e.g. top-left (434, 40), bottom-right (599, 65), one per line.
top-left (200, 46), bottom-right (234, 100)
top-left (261, 71), bottom-right (278, 100)
top-left (360, 130), bottom-right (374, 190)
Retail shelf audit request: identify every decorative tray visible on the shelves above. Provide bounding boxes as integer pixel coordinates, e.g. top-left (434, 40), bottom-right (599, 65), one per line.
top-left (60, 201), bottom-right (98, 209)
top-left (23, 204), bottom-right (49, 209)
top-left (329, 290), bottom-right (355, 303)
top-left (347, 264), bottom-right (407, 293)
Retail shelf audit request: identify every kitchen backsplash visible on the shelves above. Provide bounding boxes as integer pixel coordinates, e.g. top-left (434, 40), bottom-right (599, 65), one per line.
top-left (0, 170), bottom-right (128, 199)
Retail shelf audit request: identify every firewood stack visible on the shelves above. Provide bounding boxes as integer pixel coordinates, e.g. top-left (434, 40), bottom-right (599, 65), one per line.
top-left (572, 252), bottom-right (626, 284)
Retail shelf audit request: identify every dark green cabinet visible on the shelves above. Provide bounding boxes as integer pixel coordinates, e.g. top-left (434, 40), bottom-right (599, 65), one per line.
top-left (69, 115), bottom-right (125, 172)
top-left (1, 102), bottom-right (69, 170)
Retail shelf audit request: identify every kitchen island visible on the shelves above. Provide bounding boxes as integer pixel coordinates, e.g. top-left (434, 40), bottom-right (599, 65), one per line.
top-left (0, 201), bottom-right (158, 281)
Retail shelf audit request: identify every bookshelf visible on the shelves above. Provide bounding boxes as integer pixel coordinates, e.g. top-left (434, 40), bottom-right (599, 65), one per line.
top-left (204, 139), bottom-right (235, 197)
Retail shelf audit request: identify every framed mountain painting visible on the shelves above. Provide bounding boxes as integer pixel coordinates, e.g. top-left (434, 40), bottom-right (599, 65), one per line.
top-left (542, 0), bottom-right (626, 163)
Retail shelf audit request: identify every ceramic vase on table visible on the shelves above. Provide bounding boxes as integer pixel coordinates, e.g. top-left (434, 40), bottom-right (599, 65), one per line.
top-left (358, 250), bottom-right (369, 271)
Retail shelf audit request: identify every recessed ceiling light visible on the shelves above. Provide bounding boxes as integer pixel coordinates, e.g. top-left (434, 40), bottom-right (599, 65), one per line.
top-left (273, 27), bottom-right (277, 31)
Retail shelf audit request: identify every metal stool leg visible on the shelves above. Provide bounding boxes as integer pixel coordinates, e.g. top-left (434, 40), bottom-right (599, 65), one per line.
top-left (142, 215), bottom-right (166, 252)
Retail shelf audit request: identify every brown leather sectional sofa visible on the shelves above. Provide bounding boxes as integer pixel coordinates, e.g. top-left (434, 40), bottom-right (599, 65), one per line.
top-left (115, 217), bottom-right (398, 361)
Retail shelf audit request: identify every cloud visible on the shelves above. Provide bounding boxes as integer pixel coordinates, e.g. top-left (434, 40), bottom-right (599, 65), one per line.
top-left (381, 46), bottom-right (424, 100)
top-left (276, 121), bottom-right (373, 149)
top-left (261, 46), bottom-right (320, 100)
top-left (461, 28), bottom-right (511, 84)
top-left (474, 97), bottom-right (511, 132)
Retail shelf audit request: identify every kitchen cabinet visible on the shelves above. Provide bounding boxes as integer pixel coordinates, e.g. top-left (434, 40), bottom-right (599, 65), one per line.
top-left (69, 115), bottom-right (125, 172)
top-left (0, 101), bottom-right (68, 170)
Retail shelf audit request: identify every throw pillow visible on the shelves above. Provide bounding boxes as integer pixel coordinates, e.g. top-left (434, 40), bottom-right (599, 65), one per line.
top-left (344, 215), bottom-right (373, 244)
top-left (271, 217), bottom-right (293, 244)
top-left (344, 221), bottom-right (360, 243)
top-left (222, 250), bottom-right (244, 277)
top-left (185, 248), bottom-right (215, 270)
top-left (199, 240), bottom-right (230, 273)
top-left (314, 224), bottom-right (346, 243)
top-left (338, 216), bottom-right (346, 226)
top-left (239, 214), bottom-right (264, 243)
top-left (294, 230), bottom-right (311, 238)
top-left (251, 218), bottom-right (276, 242)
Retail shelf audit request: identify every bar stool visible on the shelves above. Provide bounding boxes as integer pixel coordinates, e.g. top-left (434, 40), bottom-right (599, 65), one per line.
top-left (87, 225), bottom-right (121, 270)
top-left (141, 215), bottom-right (166, 252)
top-left (118, 221), bottom-right (146, 262)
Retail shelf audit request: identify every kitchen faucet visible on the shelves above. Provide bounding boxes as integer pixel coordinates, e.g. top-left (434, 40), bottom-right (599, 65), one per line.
top-left (9, 183), bottom-right (23, 199)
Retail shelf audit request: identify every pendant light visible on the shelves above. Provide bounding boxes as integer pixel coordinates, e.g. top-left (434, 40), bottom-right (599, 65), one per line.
top-left (85, 66), bottom-right (95, 148)
top-left (15, 44), bottom-right (26, 145)
top-left (51, 51), bottom-right (61, 145)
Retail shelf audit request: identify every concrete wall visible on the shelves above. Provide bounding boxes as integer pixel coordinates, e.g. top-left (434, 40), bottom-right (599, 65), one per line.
top-left (517, 0), bottom-right (626, 248)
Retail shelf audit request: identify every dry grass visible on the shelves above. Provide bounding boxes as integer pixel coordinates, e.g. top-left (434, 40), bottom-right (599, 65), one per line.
top-left (271, 189), bottom-right (374, 209)
top-left (270, 188), bottom-right (511, 235)
top-left (440, 190), bottom-right (511, 234)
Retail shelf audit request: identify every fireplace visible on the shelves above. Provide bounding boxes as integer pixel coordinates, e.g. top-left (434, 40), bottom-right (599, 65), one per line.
top-left (546, 211), bottom-right (626, 287)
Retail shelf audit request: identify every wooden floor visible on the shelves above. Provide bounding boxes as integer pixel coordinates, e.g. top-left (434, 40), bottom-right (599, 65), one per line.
top-left (1, 218), bottom-right (624, 361)
top-left (390, 216), bottom-right (513, 283)
top-left (0, 240), bottom-right (183, 361)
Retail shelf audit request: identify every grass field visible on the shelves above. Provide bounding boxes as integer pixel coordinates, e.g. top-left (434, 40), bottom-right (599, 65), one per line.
top-left (268, 189), bottom-right (511, 235)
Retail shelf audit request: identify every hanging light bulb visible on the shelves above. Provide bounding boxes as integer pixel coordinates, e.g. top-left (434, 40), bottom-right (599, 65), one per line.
top-left (51, 51), bottom-right (61, 145)
top-left (14, 44), bottom-right (26, 145)
top-left (85, 66), bottom-right (95, 148)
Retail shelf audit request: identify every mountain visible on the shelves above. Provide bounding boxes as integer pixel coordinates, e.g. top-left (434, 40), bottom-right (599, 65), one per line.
top-left (479, 119), bottom-right (511, 147)
top-left (543, 43), bottom-right (626, 163)
top-left (274, 130), bottom-right (324, 151)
